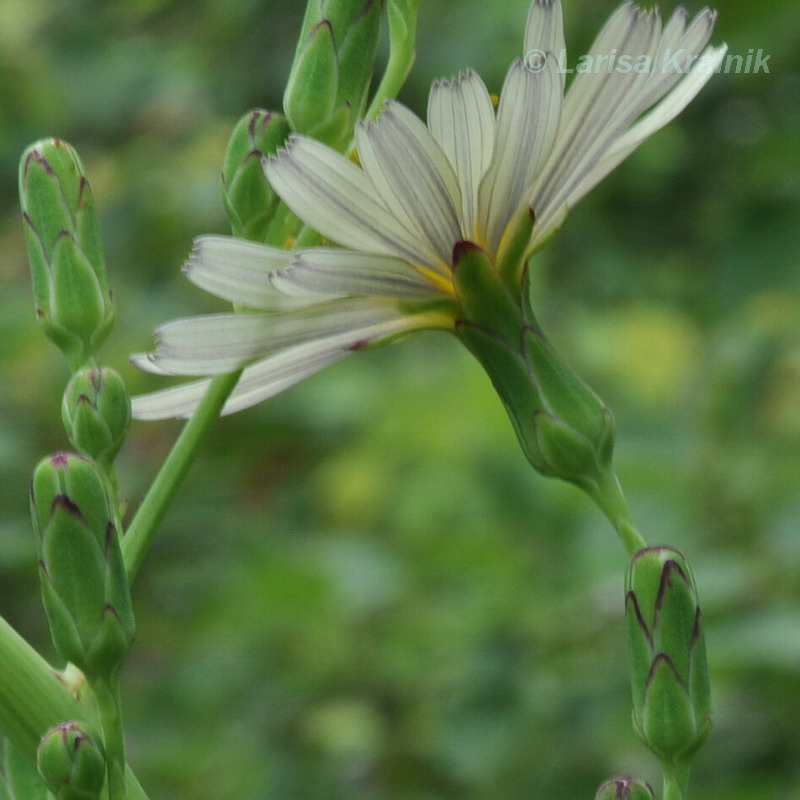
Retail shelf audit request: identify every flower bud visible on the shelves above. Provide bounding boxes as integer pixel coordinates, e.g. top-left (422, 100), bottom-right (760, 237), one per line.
top-left (30, 453), bottom-right (135, 680)
top-left (595, 776), bottom-right (654, 800)
top-left (452, 242), bottom-right (615, 491)
top-left (62, 367), bottom-right (131, 470)
top-left (626, 547), bottom-right (711, 768)
top-left (221, 110), bottom-right (291, 241)
top-left (37, 723), bottom-right (106, 800)
top-left (284, 0), bottom-right (383, 150)
top-left (19, 139), bottom-right (113, 370)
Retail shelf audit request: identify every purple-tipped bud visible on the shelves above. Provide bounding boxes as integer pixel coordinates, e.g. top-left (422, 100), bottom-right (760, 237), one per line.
top-left (625, 547), bottom-right (711, 768)
top-left (30, 453), bottom-right (134, 680)
top-left (19, 139), bottom-right (113, 370)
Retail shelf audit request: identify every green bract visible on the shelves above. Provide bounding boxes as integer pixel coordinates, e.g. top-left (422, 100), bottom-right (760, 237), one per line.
top-left (452, 242), bottom-right (615, 492)
top-left (626, 547), bottom-right (711, 768)
top-left (221, 110), bottom-right (292, 242)
top-left (595, 775), bottom-right (654, 800)
top-left (30, 453), bottom-right (134, 681)
top-left (37, 723), bottom-right (106, 800)
top-left (284, 0), bottom-right (383, 150)
top-left (19, 139), bottom-right (113, 371)
top-left (62, 367), bottom-right (131, 471)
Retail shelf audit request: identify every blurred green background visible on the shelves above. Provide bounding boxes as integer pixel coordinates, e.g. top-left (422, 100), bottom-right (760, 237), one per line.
top-left (1, 0), bottom-right (799, 798)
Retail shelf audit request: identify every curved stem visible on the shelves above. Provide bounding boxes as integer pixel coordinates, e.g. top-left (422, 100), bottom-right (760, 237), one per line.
top-left (122, 369), bottom-right (242, 582)
top-left (587, 467), bottom-right (647, 555)
top-left (364, 0), bottom-right (420, 122)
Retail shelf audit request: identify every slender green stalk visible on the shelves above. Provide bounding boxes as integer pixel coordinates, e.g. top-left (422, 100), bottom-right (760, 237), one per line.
top-left (587, 468), bottom-right (647, 555)
top-left (0, 616), bottom-right (149, 799)
top-left (94, 678), bottom-right (127, 800)
top-left (364, 0), bottom-right (420, 122)
top-left (663, 765), bottom-right (691, 800)
top-left (122, 369), bottom-right (242, 581)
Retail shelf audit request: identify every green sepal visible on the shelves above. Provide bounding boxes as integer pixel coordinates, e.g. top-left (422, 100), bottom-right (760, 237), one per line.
top-left (595, 775), bottom-right (654, 800)
top-left (333, 0), bottom-right (383, 134)
top-left (37, 723), bottom-right (105, 800)
top-left (2, 739), bottom-right (50, 800)
top-left (639, 654), bottom-right (704, 762)
top-left (522, 325), bottom-right (615, 469)
top-left (221, 110), bottom-right (291, 241)
top-left (62, 367), bottom-right (131, 470)
top-left (30, 454), bottom-right (135, 681)
top-left (284, 20), bottom-right (339, 136)
top-left (452, 241), bottom-right (521, 341)
top-left (452, 243), bottom-right (616, 489)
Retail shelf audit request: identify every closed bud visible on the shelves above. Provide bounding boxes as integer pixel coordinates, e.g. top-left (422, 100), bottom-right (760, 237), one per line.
top-left (221, 110), bottom-right (291, 241)
top-left (37, 723), bottom-right (105, 800)
top-left (284, 0), bottom-right (383, 150)
top-left (595, 776), bottom-right (654, 800)
top-left (19, 139), bottom-right (113, 370)
top-left (626, 547), bottom-right (711, 768)
top-left (62, 367), bottom-right (131, 470)
top-left (30, 453), bottom-right (134, 680)
top-left (452, 242), bottom-right (615, 492)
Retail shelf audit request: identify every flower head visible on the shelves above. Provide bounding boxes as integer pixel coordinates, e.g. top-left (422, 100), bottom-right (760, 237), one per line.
top-left (133, 1), bottom-right (725, 420)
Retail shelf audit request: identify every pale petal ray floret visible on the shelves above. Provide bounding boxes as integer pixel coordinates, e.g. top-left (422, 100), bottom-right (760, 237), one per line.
top-left (132, 0), bottom-right (725, 420)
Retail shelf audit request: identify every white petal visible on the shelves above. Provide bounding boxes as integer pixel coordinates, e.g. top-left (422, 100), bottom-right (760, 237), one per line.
top-left (524, 0), bottom-right (567, 92)
top-left (184, 236), bottom-right (327, 310)
top-left (572, 43), bottom-right (728, 201)
top-left (281, 249), bottom-right (445, 298)
top-left (356, 102), bottom-right (463, 267)
top-left (132, 313), bottom-right (437, 420)
top-left (264, 136), bottom-right (437, 271)
top-left (532, 4), bottom-right (661, 215)
top-left (427, 70), bottom-right (495, 237)
top-left (478, 59), bottom-right (561, 255)
top-left (134, 298), bottom-right (418, 376)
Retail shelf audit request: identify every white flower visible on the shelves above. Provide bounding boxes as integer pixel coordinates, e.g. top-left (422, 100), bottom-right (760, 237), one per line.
top-left (132, 0), bottom-right (725, 420)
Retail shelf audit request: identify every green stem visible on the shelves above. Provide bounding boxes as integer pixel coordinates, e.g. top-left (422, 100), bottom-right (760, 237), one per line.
top-left (663, 764), bottom-right (691, 800)
top-left (94, 677), bottom-right (127, 800)
top-left (0, 616), bottom-right (149, 798)
top-left (587, 467), bottom-right (647, 555)
top-left (122, 369), bottom-right (242, 582)
top-left (364, 0), bottom-right (420, 122)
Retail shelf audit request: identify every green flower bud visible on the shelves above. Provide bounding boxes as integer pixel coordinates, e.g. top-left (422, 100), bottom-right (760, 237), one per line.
top-left (221, 110), bottom-right (292, 241)
top-left (595, 776), bottom-right (654, 800)
top-left (452, 242), bottom-right (615, 491)
top-left (37, 723), bottom-right (105, 800)
top-left (62, 367), bottom-right (131, 470)
top-left (284, 0), bottom-right (383, 150)
top-left (30, 453), bottom-right (135, 680)
top-left (626, 547), bottom-right (711, 768)
top-left (19, 139), bottom-right (113, 370)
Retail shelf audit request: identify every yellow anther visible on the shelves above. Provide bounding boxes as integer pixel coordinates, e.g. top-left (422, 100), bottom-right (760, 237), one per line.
top-left (489, 93), bottom-right (499, 107)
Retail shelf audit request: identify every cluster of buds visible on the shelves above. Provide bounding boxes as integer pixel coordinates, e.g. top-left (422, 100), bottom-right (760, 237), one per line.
top-left (452, 243), bottom-right (615, 492)
top-left (625, 547), bottom-right (712, 771)
top-left (221, 110), bottom-right (291, 242)
top-left (37, 722), bottom-right (106, 800)
top-left (19, 139), bottom-right (113, 371)
top-left (30, 453), bottom-right (134, 682)
top-left (283, 0), bottom-right (383, 151)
